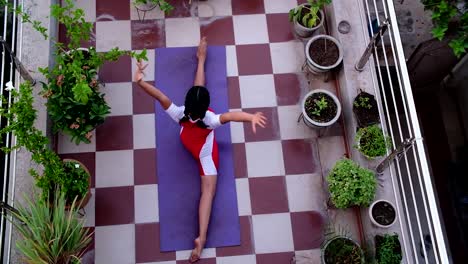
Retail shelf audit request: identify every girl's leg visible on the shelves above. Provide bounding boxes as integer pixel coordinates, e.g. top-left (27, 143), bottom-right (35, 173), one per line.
top-left (190, 174), bottom-right (217, 263)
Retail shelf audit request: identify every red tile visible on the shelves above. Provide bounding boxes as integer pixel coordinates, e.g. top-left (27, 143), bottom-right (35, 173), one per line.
top-left (249, 177), bottom-right (289, 214)
top-left (59, 23), bottom-right (96, 48)
top-left (136, 223), bottom-right (176, 262)
top-left (96, 116), bottom-right (133, 151)
top-left (232, 143), bottom-right (247, 178)
top-left (96, 0), bottom-right (130, 21)
top-left (134, 148), bottom-right (157, 185)
top-left (59, 152), bottom-right (96, 188)
top-left (176, 258), bottom-right (216, 264)
top-left (200, 17), bottom-right (235, 46)
top-left (216, 216), bottom-right (254, 256)
top-left (236, 44), bottom-right (273, 75)
top-left (228, 77), bottom-right (241, 109)
top-left (267, 13), bottom-right (295, 43)
top-left (256, 252), bottom-right (295, 264)
top-left (99, 54), bottom-right (132, 83)
top-left (243, 107), bottom-right (280, 142)
top-left (274, 73), bottom-right (301, 106)
top-left (95, 186), bottom-right (134, 226)
top-left (282, 139), bottom-right (316, 174)
top-left (131, 19), bottom-right (166, 50)
top-left (133, 82), bottom-right (156, 114)
top-left (165, 0), bottom-right (193, 18)
top-left (232, 0), bottom-right (265, 15)
top-left (291, 211), bottom-right (325, 250)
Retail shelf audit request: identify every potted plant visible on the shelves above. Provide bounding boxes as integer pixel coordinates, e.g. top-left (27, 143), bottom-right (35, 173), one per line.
top-left (133, 0), bottom-right (174, 13)
top-left (6, 189), bottom-right (92, 263)
top-left (353, 90), bottom-right (380, 128)
top-left (374, 233), bottom-right (402, 264)
top-left (289, 0), bottom-right (331, 38)
top-left (354, 125), bottom-right (392, 159)
top-left (327, 158), bottom-right (376, 209)
top-left (302, 89), bottom-right (341, 128)
top-left (39, 0), bottom-right (147, 144)
top-left (369, 200), bottom-right (397, 228)
top-left (322, 236), bottom-right (365, 264)
top-left (305, 34), bottom-right (343, 73)
top-left (1, 82), bottom-right (91, 208)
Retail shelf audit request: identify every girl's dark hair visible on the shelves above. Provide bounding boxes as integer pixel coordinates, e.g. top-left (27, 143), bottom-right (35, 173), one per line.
top-left (180, 86), bottom-right (210, 128)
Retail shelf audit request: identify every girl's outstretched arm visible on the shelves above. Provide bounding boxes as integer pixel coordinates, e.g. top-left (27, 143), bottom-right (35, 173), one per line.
top-left (194, 37), bottom-right (207, 87)
top-left (134, 61), bottom-right (172, 110)
top-left (220, 111), bottom-right (267, 133)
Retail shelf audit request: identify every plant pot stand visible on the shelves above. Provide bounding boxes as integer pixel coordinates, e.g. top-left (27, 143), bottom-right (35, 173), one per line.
top-left (301, 59), bottom-right (333, 83)
top-left (297, 113), bottom-right (335, 137)
top-left (135, 3), bottom-right (158, 21)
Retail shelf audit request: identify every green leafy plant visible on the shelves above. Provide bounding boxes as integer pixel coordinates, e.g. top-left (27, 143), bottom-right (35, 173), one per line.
top-left (354, 96), bottom-right (372, 109)
top-left (0, 82), bottom-right (89, 203)
top-left (62, 161), bottom-right (89, 205)
top-left (422, 0), bottom-right (468, 58)
top-left (6, 189), bottom-right (92, 264)
top-left (375, 234), bottom-right (402, 264)
top-left (289, 0), bottom-right (331, 28)
top-left (354, 125), bottom-right (392, 158)
top-left (327, 158), bottom-right (376, 209)
top-left (133, 0), bottom-right (174, 13)
top-left (311, 96), bottom-right (328, 116)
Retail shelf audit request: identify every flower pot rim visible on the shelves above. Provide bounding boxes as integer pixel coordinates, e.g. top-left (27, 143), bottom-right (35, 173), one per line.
top-left (305, 34), bottom-right (344, 70)
top-left (369, 199), bottom-right (397, 228)
top-left (302, 89), bottom-right (342, 127)
top-left (293, 6), bottom-right (325, 32)
top-left (321, 236), bottom-right (364, 264)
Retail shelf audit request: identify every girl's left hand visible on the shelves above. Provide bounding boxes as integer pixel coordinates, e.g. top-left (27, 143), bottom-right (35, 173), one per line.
top-left (251, 112), bottom-right (267, 133)
top-left (134, 60), bottom-right (148, 82)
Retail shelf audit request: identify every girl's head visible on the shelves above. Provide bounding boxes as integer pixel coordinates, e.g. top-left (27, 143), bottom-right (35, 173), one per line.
top-left (183, 86), bottom-right (210, 121)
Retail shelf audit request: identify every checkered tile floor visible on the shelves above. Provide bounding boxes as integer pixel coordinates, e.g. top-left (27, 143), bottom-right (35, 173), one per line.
top-left (57, 0), bottom-right (353, 263)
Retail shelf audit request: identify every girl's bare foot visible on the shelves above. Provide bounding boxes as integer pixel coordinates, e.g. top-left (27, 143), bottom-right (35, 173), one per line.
top-left (189, 237), bottom-right (205, 263)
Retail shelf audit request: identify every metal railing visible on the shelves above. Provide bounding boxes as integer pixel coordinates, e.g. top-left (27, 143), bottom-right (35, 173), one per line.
top-left (357, 0), bottom-right (451, 263)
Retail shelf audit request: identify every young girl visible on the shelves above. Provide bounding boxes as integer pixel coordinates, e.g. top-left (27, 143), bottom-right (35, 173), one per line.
top-left (134, 37), bottom-right (267, 263)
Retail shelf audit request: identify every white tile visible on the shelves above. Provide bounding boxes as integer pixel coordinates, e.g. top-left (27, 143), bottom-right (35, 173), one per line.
top-left (96, 21), bottom-right (131, 52)
top-left (133, 114), bottom-right (156, 149)
top-left (58, 131), bottom-right (96, 154)
top-left (74, 0), bottom-right (96, 22)
top-left (101, 82), bottom-right (133, 116)
top-left (226, 45), bottom-right (238, 77)
top-left (233, 15), bottom-right (269, 45)
top-left (236, 178), bottom-right (252, 216)
top-left (131, 49), bottom-right (155, 82)
top-left (130, 0), bottom-right (165, 20)
top-left (286, 173), bottom-right (325, 212)
top-left (176, 248), bottom-right (216, 260)
top-left (264, 0), bottom-right (298, 14)
top-left (198, 0), bottom-right (232, 17)
top-left (165, 17), bottom-right (201, 47)
top-left (96, 150), bottom-right (134, 188)
top-left (245, 141), bottom-right (285, 177)
top-left (216, 255), bottom-right (256, 264)
top-left (229, 110), bottom-right (245, 143)
top-left (95, 224), bottom-right (135, 264)
top-left (294, 249), bottom-right (321, 264)
top-left (270, 42), bottom-right (305, 74)
top-left (83, 188), bottom-right (95, 227)
top-left (135, 184), bottom-right (159, 223)
top-left (278, 105), bottom-right (317, 140)
top-left (239, 75), bottom-right (277, 108)
top-left (252, 213), bottom-right (294, 254)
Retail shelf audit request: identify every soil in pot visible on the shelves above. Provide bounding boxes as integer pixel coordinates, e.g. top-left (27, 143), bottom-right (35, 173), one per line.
top-left (298, 6), bottom-right (321, 27)
top-left (372, 201), bottom-right (396, 226)
top-left (324, 237), bottom-right (363, 264)
top-left (309, 38), bottom-right (339, 66)
top-left (304, 92), bottom-right (337, 123)
top-left (353, 92), bottom-right (380, 127)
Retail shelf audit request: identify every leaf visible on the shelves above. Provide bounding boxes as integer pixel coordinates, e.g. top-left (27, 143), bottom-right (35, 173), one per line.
top-left (449, 38), bottom-right (467, 58)
top-left (431, 26), bottom-right (447, 40)
top-left (72, 82), bottom-right (92, 104)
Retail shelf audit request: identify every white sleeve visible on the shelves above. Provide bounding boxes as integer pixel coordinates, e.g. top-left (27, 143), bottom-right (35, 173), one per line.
top-left (203, 111), bottom-right (222, 129)
top-left (165, 103), bottom-right (185, 122)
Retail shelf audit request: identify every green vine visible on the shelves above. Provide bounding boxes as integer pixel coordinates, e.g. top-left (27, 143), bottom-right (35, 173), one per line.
top-left (422, 0), bottom-right (468, 58)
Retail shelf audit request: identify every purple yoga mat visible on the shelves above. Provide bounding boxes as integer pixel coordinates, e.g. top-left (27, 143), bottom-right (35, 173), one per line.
top-left (155, 47), bottom-right (240, 251)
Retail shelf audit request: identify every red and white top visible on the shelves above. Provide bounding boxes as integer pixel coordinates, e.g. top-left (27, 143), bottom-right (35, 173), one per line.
top-left (166, 103), bottom-right (222, 176)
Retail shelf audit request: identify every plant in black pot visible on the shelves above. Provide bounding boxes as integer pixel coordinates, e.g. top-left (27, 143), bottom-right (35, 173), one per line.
top-left (369, 200), bottom-right (397, 228)
top-left (354, 125), bottom-right (392, 159)
top-left (353, 91), bottom-right (380, 128)
top-left (374, 233), bottom-right (402, 264)
top-left (289, 0), bottom-right (331, 38)
top-left (302, 89), bottom-right (341, 128)
top-left (305, 34), bottom-right (343, 73)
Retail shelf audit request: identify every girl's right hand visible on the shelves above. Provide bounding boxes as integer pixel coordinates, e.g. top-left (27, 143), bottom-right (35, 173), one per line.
top-left (134, 60), bottom-right (148, 82)
top-left (251, 112), bottom-right (267, 134)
